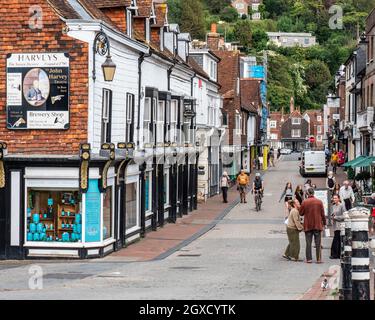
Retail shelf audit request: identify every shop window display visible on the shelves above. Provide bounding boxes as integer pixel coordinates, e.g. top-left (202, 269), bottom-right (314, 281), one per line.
top-left (126, 183), bottom-right (138, 229)
top-left (103, 186), bottom-right (112, 240)
top-left (27, 189), bottom-right (82, 242)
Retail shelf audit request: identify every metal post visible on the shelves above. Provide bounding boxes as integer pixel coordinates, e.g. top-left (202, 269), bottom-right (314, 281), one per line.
top-left (349, 207), bottom-right (370, 300)
top-left (342, 213), bottom-right (352, 300)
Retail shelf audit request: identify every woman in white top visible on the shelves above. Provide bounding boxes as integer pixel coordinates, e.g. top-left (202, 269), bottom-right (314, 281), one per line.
top-left (279, 182), bottom-right (293, 217)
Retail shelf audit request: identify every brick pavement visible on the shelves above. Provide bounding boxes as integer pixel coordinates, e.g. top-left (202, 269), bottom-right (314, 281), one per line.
top-left (110, 173), bottom-right (258, 261)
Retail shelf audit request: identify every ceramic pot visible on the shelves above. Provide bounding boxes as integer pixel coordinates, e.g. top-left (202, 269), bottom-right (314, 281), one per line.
top-left (29, 223), bottom-right (37, 233)
top-left (33, 214), bottom-right (40, 223)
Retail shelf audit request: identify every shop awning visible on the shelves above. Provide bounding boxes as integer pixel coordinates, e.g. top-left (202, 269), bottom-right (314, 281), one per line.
top-left (352, 156), bottom-right (375, 168)
top-left (342, 156), bottom-right (367, 167)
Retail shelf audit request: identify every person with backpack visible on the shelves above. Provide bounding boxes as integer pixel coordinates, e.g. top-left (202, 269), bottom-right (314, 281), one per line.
top-left (220, 171), bottom-right (230, 203)
top-left (236, 169), bottom-right (249, 203)
top-left (326, 171), bottom-right (336, 192)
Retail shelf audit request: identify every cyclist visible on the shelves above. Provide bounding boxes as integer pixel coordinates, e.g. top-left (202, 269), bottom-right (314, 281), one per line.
top-left (252, 173), bottom-right (264, 205)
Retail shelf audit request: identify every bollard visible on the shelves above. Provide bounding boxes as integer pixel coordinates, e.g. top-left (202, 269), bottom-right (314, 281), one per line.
top-left (342, 213), bottom-right (352, 300)
top-left (348, 207), bottom-right (370, 300)
top-left (338, 220), bottom-right (345, 300)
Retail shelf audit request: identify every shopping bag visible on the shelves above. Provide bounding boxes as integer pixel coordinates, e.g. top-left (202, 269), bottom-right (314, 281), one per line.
top-left (324, 227), bottom-right (331, 238)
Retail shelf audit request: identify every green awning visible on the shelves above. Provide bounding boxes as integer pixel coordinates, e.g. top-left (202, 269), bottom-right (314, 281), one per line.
top-left (342, 156), bottom-right (367, 167)
top-left (352, 156), bottom-right (375, 168)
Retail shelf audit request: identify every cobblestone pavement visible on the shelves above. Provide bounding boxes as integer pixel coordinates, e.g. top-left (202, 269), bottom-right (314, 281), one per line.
top-left (0, 154), bottom-right (342, 299)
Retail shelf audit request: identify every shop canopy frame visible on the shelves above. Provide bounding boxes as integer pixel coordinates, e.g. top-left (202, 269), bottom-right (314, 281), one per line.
top-left (352, 156), bottom-right (375, 168)
top-left (342, 156), bottom-right (367, 167)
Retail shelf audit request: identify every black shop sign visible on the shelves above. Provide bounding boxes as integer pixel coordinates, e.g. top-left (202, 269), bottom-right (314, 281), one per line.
top-left (6, 52), bottom-right (70, 129)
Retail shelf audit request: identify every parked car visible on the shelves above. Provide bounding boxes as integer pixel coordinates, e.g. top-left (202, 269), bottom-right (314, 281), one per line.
top-left (299, 150), bottom-right (327, 177)
top-left (280, 148), bottom-right (292, 155)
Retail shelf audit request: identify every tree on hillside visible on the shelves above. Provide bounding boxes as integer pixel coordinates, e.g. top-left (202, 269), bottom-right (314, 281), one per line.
top-left (203, 0), bottom-right (231, 15)
top-left (233, 20), bottom-right (252, 51)
top-left (305, 60), bottom-right (331, 89)
top-left (167, 0), bottom-right (183, 24)
top-left (251, 29), bottom-right (269, 51)
top-left (219, 6), bottom-right (239, 23)
top-left (263, 0), bottom-right (292, 19)
top-left (180, 0), bottom-right (206, 39)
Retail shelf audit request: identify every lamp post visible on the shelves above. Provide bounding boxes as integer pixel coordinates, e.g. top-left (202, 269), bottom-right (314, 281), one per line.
top-left (93, 31), bottom-right (117, 82)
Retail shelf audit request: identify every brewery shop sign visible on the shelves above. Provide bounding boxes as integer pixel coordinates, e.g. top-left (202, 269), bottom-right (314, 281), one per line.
top-left (6, 53), bottom-right (70, 129)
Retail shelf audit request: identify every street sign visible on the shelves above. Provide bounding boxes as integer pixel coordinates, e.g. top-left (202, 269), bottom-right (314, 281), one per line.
top-left (332, 114), bottom-right (340, 120)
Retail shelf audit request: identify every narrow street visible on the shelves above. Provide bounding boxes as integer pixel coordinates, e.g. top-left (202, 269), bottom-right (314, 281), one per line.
top-left (0, 156), bottom-right (339, 300)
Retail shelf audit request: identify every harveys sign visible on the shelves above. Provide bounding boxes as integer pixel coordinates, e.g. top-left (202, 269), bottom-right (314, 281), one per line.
top-left (6, 53), bottom-right (70, 130)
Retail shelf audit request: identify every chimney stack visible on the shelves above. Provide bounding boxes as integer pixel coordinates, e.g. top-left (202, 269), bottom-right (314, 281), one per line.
top-left (290, 96), bottom-right (295, 114)
top-left (207, 23), bottom-right (220, 50)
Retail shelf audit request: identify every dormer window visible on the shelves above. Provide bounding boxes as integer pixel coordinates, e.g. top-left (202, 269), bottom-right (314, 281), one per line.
top-left (292, 117), bottom-right (301, 125)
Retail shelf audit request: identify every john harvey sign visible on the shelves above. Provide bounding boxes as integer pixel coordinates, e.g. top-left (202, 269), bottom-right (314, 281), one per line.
top-left (6, 53), bottom-right (70, 129)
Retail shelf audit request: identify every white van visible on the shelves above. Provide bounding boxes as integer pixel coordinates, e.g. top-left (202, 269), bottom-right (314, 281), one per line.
top-left (299, 150), bottom-right (327, 177)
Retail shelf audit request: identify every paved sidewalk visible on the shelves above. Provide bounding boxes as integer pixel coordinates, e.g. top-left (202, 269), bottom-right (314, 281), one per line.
top-left (109, 173), bottom-right (258, 261)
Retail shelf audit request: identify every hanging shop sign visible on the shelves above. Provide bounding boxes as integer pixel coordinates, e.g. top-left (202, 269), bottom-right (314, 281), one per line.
top-left (6, 53), bottom-right (70, 130)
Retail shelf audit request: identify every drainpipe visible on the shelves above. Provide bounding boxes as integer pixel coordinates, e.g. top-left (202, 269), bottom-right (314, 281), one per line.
top-left (137, 52), bottom-right (152, 146)
top-left (167, 62), bottom-right (176, 91)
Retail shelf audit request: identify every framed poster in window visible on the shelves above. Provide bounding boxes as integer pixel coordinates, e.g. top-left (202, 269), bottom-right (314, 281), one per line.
top-left (6, 52), bottom-right (70, 129)
top-left (314, 188), bottom-right (331, 217)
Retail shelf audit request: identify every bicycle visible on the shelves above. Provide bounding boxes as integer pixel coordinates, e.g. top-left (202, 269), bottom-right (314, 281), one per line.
top-left (254, 190), bottom-right (262, 211)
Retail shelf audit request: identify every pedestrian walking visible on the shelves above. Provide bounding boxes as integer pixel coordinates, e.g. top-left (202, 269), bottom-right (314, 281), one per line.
top-left (279, 182), bottom-right (293, 218)
top-left (236, 169), bottom-right (249, 204)
top-left (331, 151), bottom-right (338, 174)
top-left (220, 171), bottom-right (230, 203)
top-left (283, 200), bottom-right (304, 262)
top-left (326, 171), bottom-right (336, 193)
top-left (338, 150), bottom-right (345, 166)
top-left (258, 154), bottom-right (263, 170)
top-left (339, 180), bottom-right (355, 211)
top-left (269, 148), bottom-right (275, 167)
top-left (329, 194), bottom-right (345, 259)
top-left (303, 179), bottom-right (312, 199)
top-left (351, 180), bottom-right (359, 204)
top-left (299, 188), bottom-right (327, 264)
top-left (295, 185), bottom-right (304, 206)
top-left (277, 148), bottom-right (281, 159)
top-left (332, 182), bottom-right (341, 198)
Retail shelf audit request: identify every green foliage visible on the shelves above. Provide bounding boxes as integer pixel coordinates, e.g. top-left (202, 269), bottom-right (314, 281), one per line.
top-left (304, 59), bottom-right (331, 89)
top-left (219, 6), bottom-right (238, 23)
top-left (180, 0), bottom-right (206, 40)
top-left (355, 171), bottom-right (371, 181)
top-left (251, 29), bottom-right (269, 52)
top-left (347, 167), bottom-right (355, 180)
top-left (233, 20), bottom-right (252, 50)
top-left (167, 0), bottom-right (183, 24)
top-left (203, 0), bottom-right (231, 15)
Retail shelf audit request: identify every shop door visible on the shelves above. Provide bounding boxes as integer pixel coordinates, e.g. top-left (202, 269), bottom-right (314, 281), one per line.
top-left (0, 187), bottom-right (6, 258)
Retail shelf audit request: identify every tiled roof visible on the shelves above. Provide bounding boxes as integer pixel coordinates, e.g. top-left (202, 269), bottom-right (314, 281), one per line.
top-left (47, 0), bottom-right (118, 27)
top-left (240, 79), bottom-right (261, 113)
top-left (187, 57), bottom-right (209, 79)
top-left (91, 0), bottom-right (131, 8)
